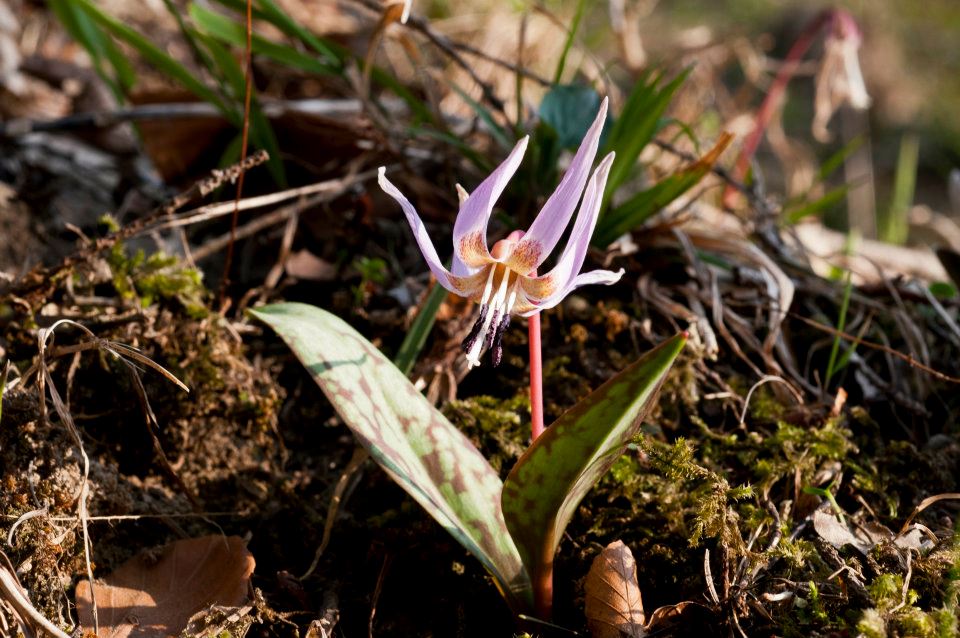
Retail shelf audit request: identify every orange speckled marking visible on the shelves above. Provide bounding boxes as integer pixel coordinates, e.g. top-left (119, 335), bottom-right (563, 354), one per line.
top-left (457, 231), bottom-right (490, 268)
top-left (504, 239), bottom-right (543, 274)
top-left (447, 268), bottom-right (490, 299)
top-left (520, 274), bottom-right (558, 301)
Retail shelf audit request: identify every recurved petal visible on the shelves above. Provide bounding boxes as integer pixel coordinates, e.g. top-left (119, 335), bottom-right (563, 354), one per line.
top-left (517, 268), bottom-right (625, 317)
top-left (453, 136), bottom-right (530, 269)
top-left (519, 152), bottom-right (615, 302)
top-left (378, 167), bottom-right (468, 295)
top-left (505, 97), bottom-right (609, 274)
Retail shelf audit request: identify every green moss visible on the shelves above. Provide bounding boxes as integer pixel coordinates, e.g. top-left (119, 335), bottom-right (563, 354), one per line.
top-left (107, 243), bottom-right (207, 316)
top-left (898, 607), bottom-right (939, 638)
top-left (636, 436), bottom-right (753, 552)
top-left (870, 573), bottom-right (907, 611)
top-left (857, 608), bottom-right (887, 638)
top-left (443, 393), bottom-right (527, 475)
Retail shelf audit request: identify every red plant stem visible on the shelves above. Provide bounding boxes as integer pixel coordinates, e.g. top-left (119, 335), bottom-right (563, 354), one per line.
top-left (722, 8), bottom-right (832, 209)
top-left (528, 311), bottom-right (544, 441)
top-left (218, 0), bottom-right (254, 305)
top-left (533, 552), bottom-right (553, 620)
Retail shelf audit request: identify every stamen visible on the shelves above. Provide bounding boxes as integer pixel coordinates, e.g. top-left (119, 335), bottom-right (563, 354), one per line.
top-left (491, 279), bottom-right (520, 367)
top-left (486, 309), bottom-right (500, 349)
top-left (461, 306), bottom-right (487, 353)
top-left (465, 266), bottom-right (511, 368)
top-left (479, 266), bottom-right (496, 306)
top-left (491, 314), bottom-right (511, 367)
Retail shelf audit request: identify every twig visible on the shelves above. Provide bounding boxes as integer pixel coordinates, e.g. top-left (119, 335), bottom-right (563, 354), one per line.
top-left (738, 375), bottom-right (803, 427)
top-left (1, 512), bottom-right (242, 522)
top-left (0, 99), bottom-right (397, 137)
top-left (141, 169), bottom-right (377, 236)
top-left (1, 152), bottom-right (270, 302)
top-left (219, 0), bottom-right (256, 304)
top-left (899, 493), bottom-right (960, 534)
top-left (0, 559), bottom-right (71, 638)
top-left (352, 0), bottom-right (508, 116)
top-left (791, 314), bottom-right (960, 384)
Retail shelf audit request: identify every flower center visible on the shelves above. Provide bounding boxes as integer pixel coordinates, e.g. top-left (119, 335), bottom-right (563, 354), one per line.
top-left (462, 263), bottom-right (519, 368)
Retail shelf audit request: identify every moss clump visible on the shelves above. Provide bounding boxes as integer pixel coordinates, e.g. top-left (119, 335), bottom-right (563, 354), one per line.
top-left (107, 243), bottom-right (206, 315)
top-left (443, 393), bottom-right (528, 475)
top-left (857, 608), bottom-right (887, 638)
top-left (637, 435), bottom-right (753, 551)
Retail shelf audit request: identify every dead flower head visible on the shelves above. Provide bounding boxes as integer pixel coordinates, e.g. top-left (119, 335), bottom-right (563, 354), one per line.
top-left (813, 9), bottom-right (871, 142)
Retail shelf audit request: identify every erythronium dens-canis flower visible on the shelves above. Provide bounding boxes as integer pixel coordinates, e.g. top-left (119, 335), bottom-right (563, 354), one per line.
top-left (379, 97), bottom-right (622, 367)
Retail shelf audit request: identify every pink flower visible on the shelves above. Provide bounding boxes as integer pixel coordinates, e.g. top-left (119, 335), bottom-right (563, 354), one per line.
top-left (379, 97), bottom-right (622, 367)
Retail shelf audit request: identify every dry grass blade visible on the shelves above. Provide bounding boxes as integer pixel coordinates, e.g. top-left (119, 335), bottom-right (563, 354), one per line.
top-left (899, 493), bottom-right (960, 534)
top-left (301, 445), bottom-right (369, 580)
top-left (585, 540), bottom-right (646, 638)
top-left (792, 314), bottom-right (960, 384)
top-left (0, 552), bottom-right (71, 638)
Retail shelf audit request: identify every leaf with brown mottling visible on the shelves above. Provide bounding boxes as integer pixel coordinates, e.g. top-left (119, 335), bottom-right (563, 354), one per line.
top-left (585, 540), bottom-right (645, 638)
top-left (251, 303), bottom-right (531, 611)
top-left (75, 536), bottom-right (254, 638)
top-left (502, 332), bottom-right (685, 612)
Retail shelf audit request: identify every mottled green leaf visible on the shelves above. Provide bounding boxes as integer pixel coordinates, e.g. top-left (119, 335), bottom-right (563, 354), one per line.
top-left (501, 333), bottom-right (686, 588)
top-left (251, 303), bottom-right (532, 610)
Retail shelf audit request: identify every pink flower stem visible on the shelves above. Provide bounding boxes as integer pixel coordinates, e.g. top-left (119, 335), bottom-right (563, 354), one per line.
top-left (722, 8), bottom-right (833, 209)
top-left (528, 311), bottom-right (544, 441)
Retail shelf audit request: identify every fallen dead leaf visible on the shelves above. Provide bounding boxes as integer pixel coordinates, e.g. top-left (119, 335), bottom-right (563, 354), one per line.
top-left (75, 535), bottom-right (255, 638)
top-left (585, 540), bottom-right (646, 638)
top-left (812, 508), bottom-right (888, 555)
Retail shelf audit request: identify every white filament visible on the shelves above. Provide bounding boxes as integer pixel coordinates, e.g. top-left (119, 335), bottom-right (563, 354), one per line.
top-left (466, 266), bottom-right (512, 368)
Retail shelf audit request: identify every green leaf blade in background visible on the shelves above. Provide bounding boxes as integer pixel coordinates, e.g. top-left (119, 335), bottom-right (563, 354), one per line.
top-left (501, 332), bottom-right (687, 587)
top-left (71, 0), bottom-right (231, 117)
top-left (189, 3), bottom-right (338, 77)
top-left (251, 303), bottom-right (532, 611)
top-left (602, 68), bottom-right (691, 204)
top-left (593, 133), bottom-right (731, 246)
top-left (538, 84), bottom-right (608, 150)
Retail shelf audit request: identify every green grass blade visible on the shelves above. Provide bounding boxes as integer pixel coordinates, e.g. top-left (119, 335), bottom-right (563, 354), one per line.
top-left (71, 0), bottom-right (232, 118)
top-left (593, 133), bottom-right (731, 246)
top-left (251, 303), bottom-right (532, 611)
top-left (602, 68), bottom-right (691, 206)
top-left (783, 184), bottom-right (848, 225)
top-left (190, 3), bottom-right (337, 76)
top-left (49, 0), bottom-right (135, 98)
top-left (817, 136), bottom-right (864, 183)
top-left (552, 0), bottom-right (588, 84)
top-left (825, 270), bottom-right (853, 386)
top-left (879, 133), bottom-right (919, 245)
top-left (191, 17), bottom-right (287, 186)
top-left (501, 332), bottom-right (686, 595)
top-left (393, 282), bottom-right (448, 377)
top-left (449, 82), bottom-right (513, 150)
top-left (407, 125), bottom-right (492, 172)
top-left (211, 0), bottom-right (341, 65)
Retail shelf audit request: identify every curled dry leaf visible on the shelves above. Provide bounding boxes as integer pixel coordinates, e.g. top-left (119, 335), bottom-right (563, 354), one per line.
top-left (75, 535), bottom-right (255, 638)
top-left (585, 540), bottom-right (646, 638)
top-left (812, 508), bottom-right (896, 556)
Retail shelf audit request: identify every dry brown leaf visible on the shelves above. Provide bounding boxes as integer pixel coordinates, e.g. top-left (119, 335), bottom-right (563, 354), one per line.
top-left (75, 535), bottom-right (255, 638)
top-left (584, 540), bottom-right (646, 638)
